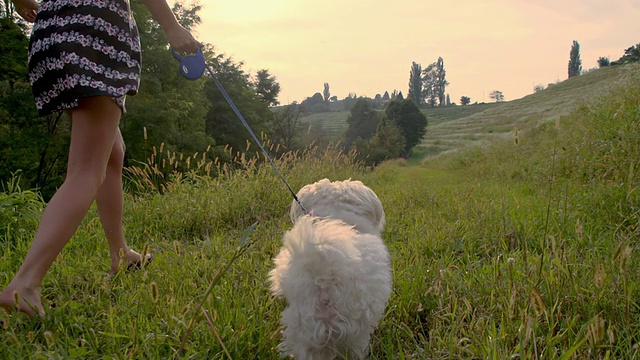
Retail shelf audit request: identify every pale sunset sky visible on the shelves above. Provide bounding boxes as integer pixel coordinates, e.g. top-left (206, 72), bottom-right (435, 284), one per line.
top-left (173, 0), bottom-right (640, 105)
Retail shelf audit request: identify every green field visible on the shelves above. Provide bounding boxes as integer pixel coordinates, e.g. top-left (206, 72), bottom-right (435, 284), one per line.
top-left (2, 63), bottom-right (640, 358)
top-left (300, 64), bottom-right (638, 161)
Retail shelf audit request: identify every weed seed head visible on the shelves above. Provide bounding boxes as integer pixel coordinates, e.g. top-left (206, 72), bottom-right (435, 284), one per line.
top-left (44, 331), bottom-right (54, 347)
top-left (173, 240), bottom-right (181, 255)
top-left (594, 263), bottom-right (605, 288)
top-left (620, 246), bottom-right (632, 269)
top-left (149, 282), bottom-right (159, 303)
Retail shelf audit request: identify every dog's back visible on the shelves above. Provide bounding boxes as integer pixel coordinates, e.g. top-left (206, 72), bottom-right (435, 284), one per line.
top-left (270, 216), bottom-right (392, 359)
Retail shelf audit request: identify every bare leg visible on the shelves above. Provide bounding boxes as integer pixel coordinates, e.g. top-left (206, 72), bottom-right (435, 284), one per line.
top-left (0, 97), bottom-right (121, 317)
top-left (95, 129), bottom-right (147, 274)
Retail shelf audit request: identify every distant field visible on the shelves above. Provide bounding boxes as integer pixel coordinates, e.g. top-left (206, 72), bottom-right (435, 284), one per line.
top-left (299, 111), bottom-right (349, 139)
top-left (298, 64), bottom-right (638, 159)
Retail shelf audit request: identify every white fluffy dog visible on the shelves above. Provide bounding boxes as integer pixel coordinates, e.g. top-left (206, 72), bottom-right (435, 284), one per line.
top-left (269, 179), bottom-right (392, 359)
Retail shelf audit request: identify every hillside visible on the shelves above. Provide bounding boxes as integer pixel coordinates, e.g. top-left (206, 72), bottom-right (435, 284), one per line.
top-left (298, 64), bottom-right (639, 159)
top-left (418, 64), bottom-right (640, 158)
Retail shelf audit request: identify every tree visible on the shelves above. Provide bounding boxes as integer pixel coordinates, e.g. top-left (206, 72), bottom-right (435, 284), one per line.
top-left (202, 55), bottom-right (273, 153)
top-left (434, 57), bottom-right (448, 106)
top-left (271, 103), bottom-right (306, 150)
top-left (323, 82), bottom-right (330, 102)
top-left (254, 69), bottom-right (280, 106)
top-left (0, 16), bottom-right (70, 198)
top-left (446, 94), bottom-right (451, 106)
top-left (568, 40), bottom-right (582, 78)
top-left (460, 96), bottom-right (471, 106)
top-left (353, 118), bottom-right (406, 166)
top-left (407, 61), bottom-right (422, 105)
top-left (614, 43), bottom-right (640, 65)
top-left (300, 92), bottom-right (328, 113)
top-left (489, 90), bottom-right (504, 102)
top-left (422, 57), bottom-right (448, 106)
top-left (533, 84), bottom-right (545, 93)
top-left (122, 0), bottom-right (212, 163)
top-left (422, 62), bottom-right (437, 106)
top-left (344, 98), bottom-right (381, 147)
top-left (368, 119), bottom-right (405, 163)
top-left (385, 99), bottom-right (427, 156)
top-left (597, 56), bottom-right (610, 67)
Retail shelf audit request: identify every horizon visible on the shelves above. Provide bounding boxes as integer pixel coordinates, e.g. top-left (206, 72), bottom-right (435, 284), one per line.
top-left (171, 0), bottom-right (640, 105)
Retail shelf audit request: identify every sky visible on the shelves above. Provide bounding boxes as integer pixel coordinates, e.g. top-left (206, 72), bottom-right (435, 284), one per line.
top-left (172, 0), bottom-right (640, 105)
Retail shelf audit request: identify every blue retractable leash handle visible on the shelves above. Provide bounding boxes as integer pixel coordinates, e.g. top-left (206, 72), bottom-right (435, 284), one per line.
top-left (171, 47), bottom-right (307, 214)
top-left (172, 47), bottom-right (206, 80)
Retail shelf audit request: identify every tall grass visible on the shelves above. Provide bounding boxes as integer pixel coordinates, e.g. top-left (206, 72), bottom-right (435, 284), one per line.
top-left (2, 65), bottom-right (639, 358)
top-left (0, 172), bottom-right (44, 241)
top-left (1, 142), bottom-right (369, 359)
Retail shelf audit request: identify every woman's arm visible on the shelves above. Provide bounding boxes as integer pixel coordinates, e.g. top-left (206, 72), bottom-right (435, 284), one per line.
top-left (140, 0), bottom-right (199, 54)
top-left (11, 0), bottom-right (39, 22)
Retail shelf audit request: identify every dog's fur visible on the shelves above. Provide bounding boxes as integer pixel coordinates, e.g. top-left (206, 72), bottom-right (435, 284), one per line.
top-left (269, 179), bottom-right (392, 359)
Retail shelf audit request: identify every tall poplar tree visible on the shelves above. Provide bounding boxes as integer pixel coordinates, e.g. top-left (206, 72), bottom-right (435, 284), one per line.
top-left (323, 83), bottom-right (330, 102)
top-left (421, 57), bottom-right (447, 106)
top-left (434, 57), bottom-right (448, 106)
top-left (568, 40), bottom-right (582, 78)
top-left (407, 62), bottom-right (423, 105)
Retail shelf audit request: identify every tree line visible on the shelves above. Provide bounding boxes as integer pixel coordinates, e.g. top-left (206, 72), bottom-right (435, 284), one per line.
top-left (1, 1), bottom-right (432, 197)
top-left (0, 1), bottom-right (284, 198)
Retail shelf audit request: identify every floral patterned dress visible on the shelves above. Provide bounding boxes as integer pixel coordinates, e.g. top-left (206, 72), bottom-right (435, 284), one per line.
top-left (28, 0), bottom-right (142, 116)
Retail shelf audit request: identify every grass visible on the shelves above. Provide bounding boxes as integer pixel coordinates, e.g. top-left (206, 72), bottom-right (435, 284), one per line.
top-left (1, 63), bottom-right (640, 358)
top-left (418, 64), bottom-right (640, 159)
top-left (300, 111), bottom-right (350, 139)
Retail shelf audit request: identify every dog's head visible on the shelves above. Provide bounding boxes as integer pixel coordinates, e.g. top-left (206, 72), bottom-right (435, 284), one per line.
top-left (290, 178), bottom-right (385, 235)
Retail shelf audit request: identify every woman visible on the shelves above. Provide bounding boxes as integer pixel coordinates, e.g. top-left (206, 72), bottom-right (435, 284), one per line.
top-left (0, 0), bottom-right (199, 317)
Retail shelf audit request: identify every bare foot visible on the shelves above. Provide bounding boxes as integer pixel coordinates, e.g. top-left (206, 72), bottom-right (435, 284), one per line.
top-left (0, 283), bottom-right (44, 318)
top-left (110, 248), bottom-right (153, 274)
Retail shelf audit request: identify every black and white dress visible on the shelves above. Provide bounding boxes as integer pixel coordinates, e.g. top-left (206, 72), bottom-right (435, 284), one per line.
top-left (28, 0), bottom-right (142, 116)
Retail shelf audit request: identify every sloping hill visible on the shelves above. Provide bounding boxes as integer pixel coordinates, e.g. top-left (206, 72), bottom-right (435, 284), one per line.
top-left (295, 64), bottom-right (639, 159)
top-left (418, 64), bottom-right (640, 158)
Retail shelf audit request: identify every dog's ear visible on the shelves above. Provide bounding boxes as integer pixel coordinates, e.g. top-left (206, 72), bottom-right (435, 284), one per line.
top-left (367, 190), bottom-right (386, 230)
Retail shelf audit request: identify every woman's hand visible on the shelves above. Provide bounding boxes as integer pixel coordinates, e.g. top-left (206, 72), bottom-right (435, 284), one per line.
top-left (140, 0), bottom-right (200, 54)
top-left (12, 0), bottom-right (40, 23)
top-left (165, 24), bottom-right (200, 54)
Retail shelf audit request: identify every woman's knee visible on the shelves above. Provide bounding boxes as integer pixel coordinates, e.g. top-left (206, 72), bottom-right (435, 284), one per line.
top-left (108, 139), bottom-right (125, 168)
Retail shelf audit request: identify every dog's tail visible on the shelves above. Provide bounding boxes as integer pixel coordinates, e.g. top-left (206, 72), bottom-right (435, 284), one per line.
top-left (269, 216), bottom-right (391, 358)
